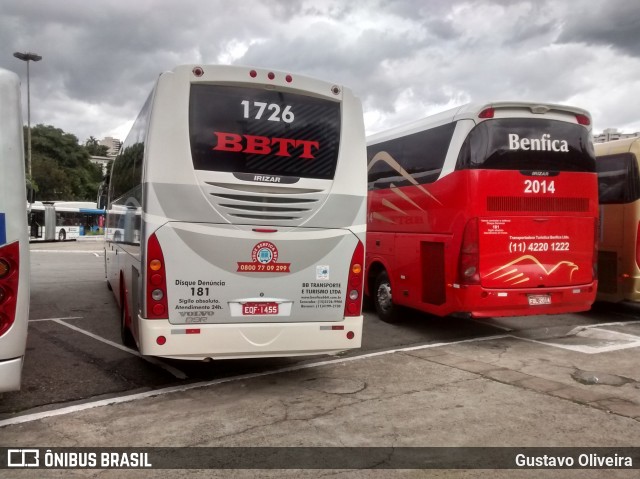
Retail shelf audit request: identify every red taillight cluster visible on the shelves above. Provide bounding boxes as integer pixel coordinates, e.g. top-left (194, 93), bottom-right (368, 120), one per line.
top-left (459, 218), bottom-right (480, 285)
top-left (146, 233), bottom-right (168, 319)
top-left (575, 114), bottom-right (590, 126)
top-left (478, 107), bottom-right (495, 119)
top-left (0, 241), bottom-right (20, 336)
top-left (344, 241), bottom-right (364, 317)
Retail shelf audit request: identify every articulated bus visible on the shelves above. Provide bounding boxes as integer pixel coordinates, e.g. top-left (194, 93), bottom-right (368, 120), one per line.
top-left (366, 101), bottom-right (598, 321)
top-left (595, 137), bottom-right (640, 303)
top-left (29, 201), bottom-right (105, 241)
top-left (105, 65), bottom-right (366, 359)
top-left (0, 68), bottom-right (29, 392)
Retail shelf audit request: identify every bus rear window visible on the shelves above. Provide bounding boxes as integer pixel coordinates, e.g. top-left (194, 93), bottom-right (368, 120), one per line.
top-left (596, 152), bottom-right (640, 204)
top-left (189, 84), bottom-right (341, 179)
top-left (456, 118), bottom-right (595, 172)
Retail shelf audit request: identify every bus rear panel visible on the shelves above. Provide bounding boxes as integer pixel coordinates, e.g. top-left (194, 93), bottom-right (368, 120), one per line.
top-left (0, 68), bottom-right (29, 392)
top-left (106, 65), bottom-right (366, 359)
top-left (366, 102), bottom-right (598, 319)
top-left (595, 137), bottom-right (640, 303)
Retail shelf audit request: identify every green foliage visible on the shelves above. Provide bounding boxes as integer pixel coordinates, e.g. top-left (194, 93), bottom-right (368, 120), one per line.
top-left (85, 136), bottom-right (110, 156)
top-left (27, 124), bottom-right (105, 201)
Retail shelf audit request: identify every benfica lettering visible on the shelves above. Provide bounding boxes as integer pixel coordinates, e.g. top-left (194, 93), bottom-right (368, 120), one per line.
top-left (213, 132), bottom-right (320, 159)
top-left (508, 134), bottom-right (569, 152)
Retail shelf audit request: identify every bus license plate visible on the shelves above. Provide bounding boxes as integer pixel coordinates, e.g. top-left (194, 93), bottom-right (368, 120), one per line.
top-left (242, 302), bottom-right (279, 316)
top-left (528, 294), bottom-right (551, 306)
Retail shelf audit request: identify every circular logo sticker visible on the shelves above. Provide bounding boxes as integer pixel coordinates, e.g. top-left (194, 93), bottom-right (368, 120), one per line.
top-left (251, 241), bottom-right (279, 264)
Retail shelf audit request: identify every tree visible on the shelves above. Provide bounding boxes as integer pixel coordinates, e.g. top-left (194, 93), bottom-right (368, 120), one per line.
top-left (27, 124), bottom-right (104, 201)
top-left (85, 136), bottom-right (110, 156)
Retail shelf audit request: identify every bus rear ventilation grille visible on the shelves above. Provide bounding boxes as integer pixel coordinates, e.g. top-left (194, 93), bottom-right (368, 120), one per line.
top-left (487, 197), bottom-right (590, 212)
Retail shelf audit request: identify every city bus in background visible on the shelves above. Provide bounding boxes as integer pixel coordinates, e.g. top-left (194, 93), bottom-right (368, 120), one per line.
top-left (595, 137), bottom-right (640, 303)
top-left (28, 201), bottom-right (105, 241)
top-left (105, 64), bottom-right (366, 359)
top-left (0, 68), bottom-right (29, 392)
top-left (366, 101), bottom-right (598, 321)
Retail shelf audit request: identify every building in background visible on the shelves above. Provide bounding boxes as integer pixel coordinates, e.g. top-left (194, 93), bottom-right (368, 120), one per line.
top-left (594, 128), bottom-right (639, 143)
top-left (98, 136), bottom-right (122, 157)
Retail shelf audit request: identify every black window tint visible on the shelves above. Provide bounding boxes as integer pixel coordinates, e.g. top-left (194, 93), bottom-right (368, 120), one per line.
top-left (189, 85), bottom-right (341, 179)
top-left (367, 122), bottom-right (456, 190)
top-left (456, 119), bottom-right (595, 172)
top-left (109, 93), bottom-right (151, 206)
top-left (596, 153), bottom-right (640, 204)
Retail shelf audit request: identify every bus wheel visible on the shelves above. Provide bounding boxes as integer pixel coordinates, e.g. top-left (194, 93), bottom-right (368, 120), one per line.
top-left (374, 270), bottom-right (400, 323)
top-left (120, 303), bottom-right (136, 349)
top-left (58, 230), bottom-right (66, 241)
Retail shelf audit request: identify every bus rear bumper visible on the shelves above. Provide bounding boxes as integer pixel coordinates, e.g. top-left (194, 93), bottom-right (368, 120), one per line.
top-left (451, 283), bottom-right (597, 319)
top-left (136, 317), bottom-right (363, 360)
top-left (0, 356), bottom-right (23, 393)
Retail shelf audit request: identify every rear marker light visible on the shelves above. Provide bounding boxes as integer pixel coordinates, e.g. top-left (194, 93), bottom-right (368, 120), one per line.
top-left (268, 72), bottom-right (275, 80)
top-left (479, 107), bottom-right (495, 119)
top-left (192, 67), bottom-right (204, 77)
top-left (156, 336), bottom-right (166, 346)
top-left (347, 331), bottom-right (355, 340)
top-left (285, 74), bottom-right (293, 83)
top-left (249, 70), bottom-right (257, 78)
top-left (576, 114), bottom-right (590, 126)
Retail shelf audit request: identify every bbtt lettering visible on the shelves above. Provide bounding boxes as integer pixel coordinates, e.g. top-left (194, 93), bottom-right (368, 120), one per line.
top-left (212, 132), bottom-right (319, 159)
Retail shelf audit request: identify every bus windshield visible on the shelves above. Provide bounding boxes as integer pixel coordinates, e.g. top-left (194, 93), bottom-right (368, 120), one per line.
top-left (189, 84), bottom-right (341, 179)
top-left (456, 118), bottom-right (595, 172)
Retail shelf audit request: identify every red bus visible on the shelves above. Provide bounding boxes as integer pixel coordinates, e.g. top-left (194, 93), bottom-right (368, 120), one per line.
top-left (365, 102), bottom-right (598, 321)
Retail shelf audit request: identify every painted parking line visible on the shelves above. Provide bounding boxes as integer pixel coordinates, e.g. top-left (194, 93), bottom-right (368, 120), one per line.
top-left (31, 316), bottom-right (187, 380)
top-left (0, 334), bottom-right (509, 429)
top-left (29, 316), bottom-right (83, 322)
top-left (52, 319), bottom-right (188, 380)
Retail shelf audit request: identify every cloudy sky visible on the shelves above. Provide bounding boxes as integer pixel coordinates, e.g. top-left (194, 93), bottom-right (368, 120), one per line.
top-left (1, 0), bottom-right (639, 144)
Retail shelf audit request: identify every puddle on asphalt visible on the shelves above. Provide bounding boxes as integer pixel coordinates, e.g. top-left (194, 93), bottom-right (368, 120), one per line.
top-left (571, 369), bottom-right (635, 387)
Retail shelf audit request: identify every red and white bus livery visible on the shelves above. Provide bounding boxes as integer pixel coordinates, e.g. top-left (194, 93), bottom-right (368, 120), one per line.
top-left (366, 102), bottom-right (598, 320)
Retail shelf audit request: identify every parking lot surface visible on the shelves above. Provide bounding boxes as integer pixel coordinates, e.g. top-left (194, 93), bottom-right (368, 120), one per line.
top-left (0, 240), bottom-right (639, 478)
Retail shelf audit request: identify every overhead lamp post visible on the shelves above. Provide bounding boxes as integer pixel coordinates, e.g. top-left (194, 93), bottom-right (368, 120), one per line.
top-left (13, 51), bottom-right (42, 203)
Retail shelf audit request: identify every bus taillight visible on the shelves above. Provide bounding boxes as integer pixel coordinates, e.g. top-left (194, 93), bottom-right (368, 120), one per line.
top-left (459, 218), bottom-right (480, 285)
top-left (146, 233), bottom-right (168, 319)
top-left (345, 241), bottom-right (364, 317)
top-left (575, 114), bottom-right (590, 126)
top-left (0, 241), bottom-right (20, 336)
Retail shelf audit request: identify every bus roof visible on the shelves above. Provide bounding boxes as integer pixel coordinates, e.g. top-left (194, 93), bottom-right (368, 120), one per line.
top-left (368, 101), bottom-right (592, 146)
top-left (594, 136), bottom-right (640, 156)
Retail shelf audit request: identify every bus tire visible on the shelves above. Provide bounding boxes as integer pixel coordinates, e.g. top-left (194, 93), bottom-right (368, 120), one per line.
top-left (120, 301), bottom-right (136, 349)
top-left (374, 270), bottom-right (400, 323)
top-left (58, 229), bottom-right (66, 241)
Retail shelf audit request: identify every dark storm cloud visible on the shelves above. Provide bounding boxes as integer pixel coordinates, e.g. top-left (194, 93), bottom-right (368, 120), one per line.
top-left (0, 0), bottom-right (638, 142)
top-left (558, 0), bottom-right (640, 57)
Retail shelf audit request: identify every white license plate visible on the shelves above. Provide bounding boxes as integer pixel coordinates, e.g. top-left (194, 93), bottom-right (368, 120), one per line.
top-left (528, 294), bottom-right (551, 306)
top-left (242, 302), bottom-right (279, 316)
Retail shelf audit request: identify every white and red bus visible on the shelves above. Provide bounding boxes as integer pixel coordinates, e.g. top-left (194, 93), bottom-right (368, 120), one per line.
top-left (0, 68), bottom-right (29, 392)
top-left (366, 101), bottom-right (598, 320)
top-left (105, 65), bottom-right (366, 359)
